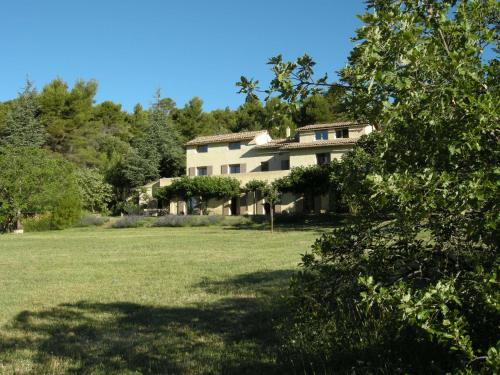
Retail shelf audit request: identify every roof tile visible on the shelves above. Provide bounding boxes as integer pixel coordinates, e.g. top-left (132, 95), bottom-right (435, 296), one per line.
top-left (296, 121), bottom-right (367, 132)
top-left (185, 130), bottom-right (267, 146)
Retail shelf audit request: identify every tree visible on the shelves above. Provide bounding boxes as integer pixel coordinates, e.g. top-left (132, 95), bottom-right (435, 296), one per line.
top-left (0, 147), bottom-right (81, 232)
top-left (75, 168), bottom-right (113, 213)
top-left (261, 183), bottom-right (280, 233)
top-left (171, 97), bottom-right (206, 141)
top-left (244, 180), bottom-right (267, 215)
top-left (0, 80), bottom-right (46, 148)
top-left (294, 94), bottom-right (334, 126)
top-left (244, 180), bottom-right (280, 232)
top-left (241, 0), bottom-right (499, 372)
top-left (144, 93), bottom-right (185, 178)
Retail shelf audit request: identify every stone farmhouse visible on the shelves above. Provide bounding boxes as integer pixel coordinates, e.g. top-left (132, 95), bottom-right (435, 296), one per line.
top-left (143, 122), bottom-right (373, 215)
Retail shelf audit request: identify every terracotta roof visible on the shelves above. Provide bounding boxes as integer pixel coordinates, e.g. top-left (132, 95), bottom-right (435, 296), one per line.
top-left (254, 138), bottom-right (296, 149)
top-left (185, 130), bottom-right (267, 146)
top-left (278, 138), bottom-right (357, 150)
top-left (296, 121), bottom-right (367, 132)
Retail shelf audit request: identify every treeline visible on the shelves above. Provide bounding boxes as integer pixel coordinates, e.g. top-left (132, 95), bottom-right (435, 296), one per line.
top-left (0, 77), bottom-right (348, 226)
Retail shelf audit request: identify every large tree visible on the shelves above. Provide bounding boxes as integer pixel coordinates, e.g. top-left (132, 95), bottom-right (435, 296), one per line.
top-left (0, 147), bottom-right (81, 232)
top-left (0, 80), bottom-right (46, 148)
top-left (240, 0), bottom-right (499, 372)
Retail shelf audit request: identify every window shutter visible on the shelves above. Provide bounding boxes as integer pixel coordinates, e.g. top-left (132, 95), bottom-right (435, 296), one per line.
top-left (221, 165), bottom-right (228, 174)
top-left (240, 163), bottom-right (246, 173)
top-left (207, 166), bottom-right (213, 176)
top-left (188, 167), bottom-right (195, 176)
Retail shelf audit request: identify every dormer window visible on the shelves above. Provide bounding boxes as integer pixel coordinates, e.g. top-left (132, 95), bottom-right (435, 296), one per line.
top-left (196, 145), bottom-right (208, 153)
top-left (229, 142), bottom-right (241, 150)
top-left (315, 130), bottom-right (328, 140)
top-left (336, 128), bottom-right (349, 138)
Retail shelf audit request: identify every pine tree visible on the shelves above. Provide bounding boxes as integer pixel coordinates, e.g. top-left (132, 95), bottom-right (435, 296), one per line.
top-left (1, 80), bottom-right (46, 148)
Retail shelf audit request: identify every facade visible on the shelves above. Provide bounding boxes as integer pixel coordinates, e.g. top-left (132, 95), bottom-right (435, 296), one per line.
top-left (143, 122), bottom-right (373, 215)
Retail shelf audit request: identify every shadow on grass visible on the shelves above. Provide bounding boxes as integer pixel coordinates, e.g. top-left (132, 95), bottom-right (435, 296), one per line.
top-left (225, 214), bottom-right (354, 233)
top-left (0, 270), bottom-right (294, 375)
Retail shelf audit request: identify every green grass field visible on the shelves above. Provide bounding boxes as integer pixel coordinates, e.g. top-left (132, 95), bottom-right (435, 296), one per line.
top-left (0, 225), bottom-right (324, 374)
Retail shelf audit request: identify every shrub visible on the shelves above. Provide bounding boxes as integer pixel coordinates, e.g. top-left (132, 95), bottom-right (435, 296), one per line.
top-left (22, 215), bottom-right (53, 232)
top-left (76, 214), bottom-right (109, 227)
top-left (111, 215), bottom-right (148, 229)
top-left (151, 215), bottom-right (250, 228)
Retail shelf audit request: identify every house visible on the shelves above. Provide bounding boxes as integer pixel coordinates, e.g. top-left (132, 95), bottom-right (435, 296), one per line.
top-left (143, 122), bottom-right (373, 215)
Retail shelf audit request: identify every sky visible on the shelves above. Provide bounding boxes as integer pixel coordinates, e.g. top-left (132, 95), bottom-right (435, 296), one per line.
top-left (0, 0), bottom-right (366, 112)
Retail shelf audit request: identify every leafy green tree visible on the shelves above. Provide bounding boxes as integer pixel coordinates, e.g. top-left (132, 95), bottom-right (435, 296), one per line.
top-left (146, 94), bottom-right (185, 177)
top-left (244, 180), bottom-right (280, 232)
top-left (0, 80), bottom-right (46, 148)
top-left (233, 98), bottom-right (266, 133)
top-left (261, 183), bottom-right (280, 233)
top-left (294, 94), bottom-right (334, 126)
top-left (171, 97), bottom-right (206, 141)
top-left (244, 180), bottom-right (267, 215)
top-left (75, 168), bottom-right (113, 213)
top-left (0, 147), bottom-right (81, 232)
top-left (242, 0), bottom-right (499, 372)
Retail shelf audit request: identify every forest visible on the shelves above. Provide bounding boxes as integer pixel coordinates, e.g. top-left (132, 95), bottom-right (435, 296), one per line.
top-left (0, 77), bottom-right (348, 223)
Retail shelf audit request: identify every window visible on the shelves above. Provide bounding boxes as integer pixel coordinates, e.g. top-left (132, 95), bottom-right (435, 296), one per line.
top-left (229, 142), bottom-right (241, 150)
top-left (196, 145), bottom-right (208, 153)
top-left (316, 153), bottom-right (331, 166)
top-left (229, 164), bottom-right (241, 174)
top-left (336, 128), bottom-right (349, 138)
top-left (261, 161), bottom-right (269, 172)
top-left (197, 166), bottom-right (208, 176)
top-left (315, 130), bottom-right (328, 140)
top-left (281, 159), bottom-right (290, 170)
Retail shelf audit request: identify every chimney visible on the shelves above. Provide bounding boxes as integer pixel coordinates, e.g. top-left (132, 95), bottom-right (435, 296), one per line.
top-left (285, 126), bottom-right (291, 138)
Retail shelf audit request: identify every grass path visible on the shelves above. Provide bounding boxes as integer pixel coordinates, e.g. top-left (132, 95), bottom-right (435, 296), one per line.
top-left (0, 226), bottom-right (322, 374)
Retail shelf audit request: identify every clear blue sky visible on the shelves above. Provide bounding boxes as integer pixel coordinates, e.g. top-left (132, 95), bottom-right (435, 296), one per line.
top-left (1, 0), bottom-right (366, 112)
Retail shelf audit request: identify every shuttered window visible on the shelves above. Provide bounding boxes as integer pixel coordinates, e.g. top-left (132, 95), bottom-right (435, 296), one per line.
top-left (229, 164), bottom-right (241, 174)
top-left (315, 130), bottom-right (328, 140)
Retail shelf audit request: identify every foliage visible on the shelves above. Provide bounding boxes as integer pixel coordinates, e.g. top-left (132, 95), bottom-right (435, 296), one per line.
top-left (337, 132), bottom-right (386, 214)
top-left (75, 168), bottom-right (113, 213)
top-left (293, 94), bottom-right (334, 126)
top-left (0, 147), bottom-right (82, 231)
top-left (155, 176), bottom-right (241, 213)
top-left (22, 214), bottom-right (53, 232)
top-left (75, 214), bottom-right (110, 227)
top-left (244, 180), bottom-right (281, 232)
top-left (150, 214), bottom-right (245, 227)
top-left (110, 215), bottom-right (149, 229)
top-left (0, 80), bottom-right (46, 148)
top-left (244, 0), bottom-right (499, 373)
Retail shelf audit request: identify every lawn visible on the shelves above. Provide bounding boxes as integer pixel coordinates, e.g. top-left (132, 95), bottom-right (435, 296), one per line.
top-left (0, 225), bottom-right (324, 374)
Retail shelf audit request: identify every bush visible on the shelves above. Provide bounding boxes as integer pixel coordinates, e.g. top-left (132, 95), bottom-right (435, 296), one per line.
top-left (76, 214), bottom-right (109, 227)
top-left (111, 215), bottom-right (148, 229)
top-left (22, 215), bottom-right (53, 232)
top-left (152, 215), bottom-right (250, 228)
